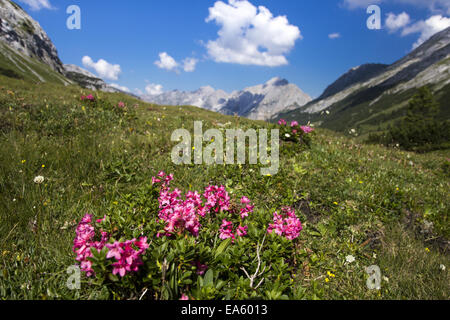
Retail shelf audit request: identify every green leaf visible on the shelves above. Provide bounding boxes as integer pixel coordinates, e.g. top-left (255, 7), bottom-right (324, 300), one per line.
top-left (108, 273), bottom-right (119, 282)
top-left (204, 269), bottom-right (214, 287)
top-left (214, 238), bottom-right (232, 259)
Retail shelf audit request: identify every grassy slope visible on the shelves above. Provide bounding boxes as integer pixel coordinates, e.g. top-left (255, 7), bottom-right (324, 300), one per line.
top-left (0, 42), bottom-right (70, 85)
top-left (278, 81), bottom-right (450, 139)
top-left (0, 74), bottom-right (449, 299)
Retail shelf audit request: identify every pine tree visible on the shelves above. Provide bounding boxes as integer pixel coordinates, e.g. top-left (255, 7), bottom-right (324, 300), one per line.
top-left (387, 86), bottom-right (449, 152)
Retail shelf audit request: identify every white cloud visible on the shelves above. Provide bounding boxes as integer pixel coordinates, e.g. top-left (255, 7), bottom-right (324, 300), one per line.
top-left (205, 0), bottom-right (302, 67)
top-left (82, 56), bottom-right (121, 81)
top-left (395, 0), bottom-right (450, 14)
top-left (154, 52), bottom-right (178, 71)
top-left (183, 58), bottom-right (198, 72)
top-left (18, 0), bottom-right (53, 11)
top-left (328, 32), bottom-right (341, 39)
top-left (385, 12), bottom-right (411, 32)
top-left (145, 84), bottom-right (164, 95)
top-left (134, 88), bottom-right (144, 96)
top-left (342, 0), bottom-right (450, 14)
top-left (109, 83), bottom-right (130, 92)
top-left (401, 14), bottom-right (450, 48)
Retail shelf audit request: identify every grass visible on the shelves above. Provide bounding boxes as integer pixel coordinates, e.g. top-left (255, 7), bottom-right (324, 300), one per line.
top-left (278, 81), bottom-right (450, 139)
top-left (0, 43), bottom-right (69, 85)
top-left (0, 74), bottom-right (449, 299)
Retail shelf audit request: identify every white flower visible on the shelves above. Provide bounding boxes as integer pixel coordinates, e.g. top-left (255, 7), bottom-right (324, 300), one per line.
top-left (326, 110), bottom-right (330, 115)
top-left (33, 176), bottom-right (45, 184)
top-left (440, 264), bottom-right (446, 271)
top-left (345, 255), bottom-right (355, 264)
top-left (285, 133), bottom-right (291, 138)
top-left (383, 276), bottom-right (389, 283)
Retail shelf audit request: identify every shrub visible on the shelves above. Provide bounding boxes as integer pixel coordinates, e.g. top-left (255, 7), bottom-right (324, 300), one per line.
top-left (368, 87), bottom-right (450, 152)
top-left (72, 172), bottom-right (304, 300)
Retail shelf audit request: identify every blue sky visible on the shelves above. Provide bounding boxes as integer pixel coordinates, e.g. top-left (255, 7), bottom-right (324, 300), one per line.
top-left (19, 0), bottom-right (450, 98)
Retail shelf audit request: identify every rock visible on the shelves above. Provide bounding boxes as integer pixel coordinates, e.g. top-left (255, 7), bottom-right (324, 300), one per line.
top-left (142, 77), bottom-right (311, 121)
top-left (0, 0), bottom-right (64, 73)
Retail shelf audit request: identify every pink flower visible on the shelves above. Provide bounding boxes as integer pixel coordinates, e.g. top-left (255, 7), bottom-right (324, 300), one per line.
top-left (73, 213), bottom-right (109, 277)
top-left (267, 207), bottom-right (302, 240)
top-left (239, 196), bottom-right (254, 219)
top-left (106, 241), bottom-right (123, 260)
top-left (236, 225), bottom-right (248, 237)
top-left (203, 185), bottom-right (230, 213)
top-left (96, 215), bottom-right (106, 224)
top-left (118, 101), bottom-right (125, 108)
top-left (81, 94), bottom-right (95, 101)
top-left (108, 238), bottom-right (148, 277)
top-left (219, 219), bottom-right (235, 240)
top-left (192, 261), bottom-right (208, 275)
top-left (152, 177), bottom-right (161, 184)
top-left (180, 294), bottom-right (189, 300)
top-left (290, 121), bottom-right (299, 127)
top-left (134, 237), bottom-right (149, 252)
top-left (157, 171), bottom-right (165, 177)
top-left (240, 204), bottom-right (254, 219)
top-left (301, 126), bottom-right (314, 134)
top-left (278, 119), bottom-right (287, 126)
top-left (292, 129), bottom-right (298, 134)
top-left (240, 196), bottom-right (250, 204)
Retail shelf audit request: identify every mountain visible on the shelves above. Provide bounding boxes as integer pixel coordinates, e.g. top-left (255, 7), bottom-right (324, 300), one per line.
top-left (317, 63), bottom-right (388, 100)
top-left (142, 85), bottom-right (229, 112)
top-left (0, 0), bottom-right (63, 73)
top-left (0, 0), bottom-right (134, 96)
top-left (142, 77), bottom-right (311, 121)
top-left (0, 0), bottom-right (72, 85)
top-left (277, 27), bottom-right (450, 136)
top-left (63, 64), bottom-right (134, 95)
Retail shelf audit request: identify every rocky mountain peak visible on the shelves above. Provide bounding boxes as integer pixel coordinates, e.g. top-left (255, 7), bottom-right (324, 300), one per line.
top-left (143, 77), bottom-right (311, 121)
top-left (265, 77), bottom-right (289, 87)
top-left (0, 0), bottom-right (64, 73)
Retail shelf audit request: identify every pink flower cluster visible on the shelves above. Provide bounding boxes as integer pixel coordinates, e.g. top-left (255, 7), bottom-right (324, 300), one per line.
top-left (73, 214), bottom-right (148, 277)
top-left (301, 126), bottom-right (314, 134)
top-left (153, 172), bottom-right (251, 240)
top-left (73, 214), bottom-right (108, 277)
top-left (267, 207), bottom-right (303, 240)
top-left (106, 237), bottom-right (149, 277)
top-left (239, 196), bottom-right (254, 219)
top-left (155, 172), bottom-right (203, 237)
top-left (80, 94), bottom-right (95, 101)
top-left (219, 220), bottom-right (248, 241)
top-left (203, 185), bottom-right (230, 213)
top-left (117, 101), bottom-right (125, 108)
top-left (278, 119), bottom-right (315, 135)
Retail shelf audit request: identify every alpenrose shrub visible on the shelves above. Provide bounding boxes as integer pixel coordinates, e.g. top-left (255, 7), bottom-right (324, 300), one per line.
top-left (278, 119), bottom-right (314, 144)
top-left (73, 172), bottom-right (304, 300)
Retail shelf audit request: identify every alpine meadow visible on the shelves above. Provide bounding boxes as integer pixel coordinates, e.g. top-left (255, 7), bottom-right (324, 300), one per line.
top-left (0, 0), bottom-right (449, 301)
